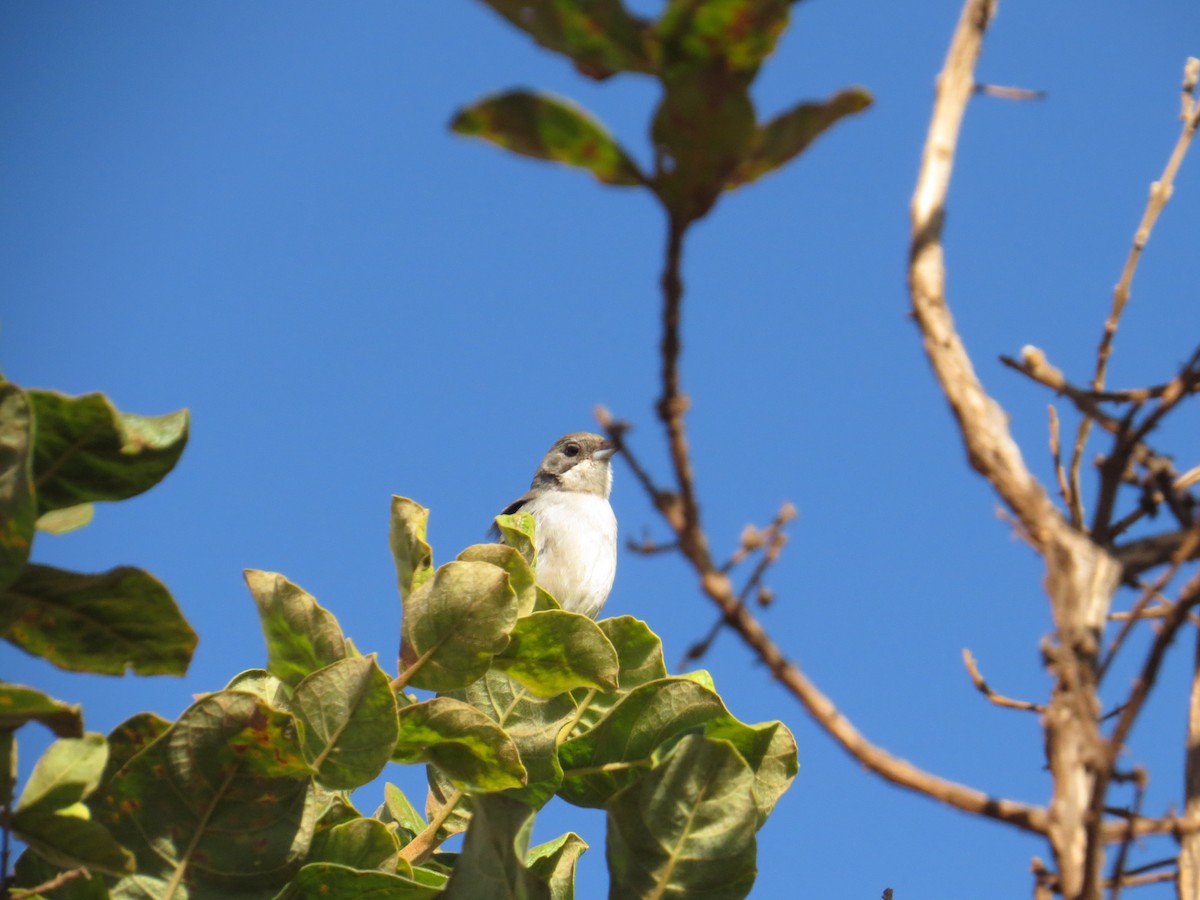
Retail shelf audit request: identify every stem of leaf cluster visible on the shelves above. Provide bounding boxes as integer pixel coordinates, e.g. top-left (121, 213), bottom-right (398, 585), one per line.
top-left (400, 787), bottom-right (464, 866)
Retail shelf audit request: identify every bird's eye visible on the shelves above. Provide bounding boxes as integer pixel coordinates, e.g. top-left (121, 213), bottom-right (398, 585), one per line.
top-left (563, 443), bottom-right (581, 458)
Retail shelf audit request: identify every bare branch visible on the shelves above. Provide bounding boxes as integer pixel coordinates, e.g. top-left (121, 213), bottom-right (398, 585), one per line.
top-left (1086, 571), bottom-right (1200, 888)
top-left (1107, 768), bottom-right (1147, 900)
top-left (907, 1), bottom-right (1124, 892)
top-left (602, 422), bottom-right (1050, 835)
top-left (1181, 623), bottom-right (1200, 900)
top-left (1070, 57), bottom-right (1200, 533)
top-left (9, 868), bottom-right (92, 900)
top-left (1048, 405), bottom-right (1075, 524)
top-left (962, 648), bottom-right (1044, 712)
top-left (974, 83), bottom-right (1046, 101)
top-left (1118, 529), bottom-right (1200, 579)
top-left (1101, 525), bottom-right (1200, 678)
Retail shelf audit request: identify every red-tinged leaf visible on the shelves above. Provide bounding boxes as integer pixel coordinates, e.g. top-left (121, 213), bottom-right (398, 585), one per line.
top-left (2, 564), bottom-right (196, 676)
top-left (657, 0), bottom-right (790, 76)
top-left (476, 0), bottom-right (653, 80)
top-left (452, 91), bottom-right (644, 187)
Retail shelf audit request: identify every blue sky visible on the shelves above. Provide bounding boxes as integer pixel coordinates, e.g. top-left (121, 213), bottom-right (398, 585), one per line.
top-left (3, 2), bottom-right (1199, 897)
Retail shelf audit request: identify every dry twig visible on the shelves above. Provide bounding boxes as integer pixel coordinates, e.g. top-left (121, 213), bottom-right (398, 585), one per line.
top-left (1069, 56), bottom-right (1200, 535)
top-left (962, 648), bottom-right (1044, 712)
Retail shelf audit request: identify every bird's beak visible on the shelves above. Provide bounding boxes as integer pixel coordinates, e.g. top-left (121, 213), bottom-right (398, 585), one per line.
top-left (593, 443), bottom-right (617, 462)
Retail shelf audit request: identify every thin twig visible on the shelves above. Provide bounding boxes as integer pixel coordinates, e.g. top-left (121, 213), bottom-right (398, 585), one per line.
top-left (1109, 600), bottom-right (1175, 622)
top-left (1107, 768), bottom-right (1147, 900)
top-left (682, 614), bottom-right (725, 665)
top-left (1093, 349), bottom-right (1200, 542)
top-left (1004, 346), bottom-right (1200, 406)
top-left (656, 213), bottom-right (707, 567)
top-left (1071, 58), bottom-right (1200, 533)
top-left (604, 426), bottom-right (1049, 835)
top-left (1100, 524), bottom-right (1200, 678)
top-left (962, 648), bottom-right (1044, 712)
top-left (1179, 465), bottom-right (1200, 491)
top-left (1002, 348), bottom-right (1195, 527)
top-left (975, 83), bottom-right (1046, 101)
top-left (1086, 570), bottom-right (1200, 881)
top-left (8, 867), bottom-right (92, 900)
top-left (626, 533), bottom-right (679, 555)
top-left (1107, 870), bottom-right (1176, 890)
top-left (1118, 528), bottom-right (1200, 580)
top-left (1047, 405), bottom-right (1074, 521)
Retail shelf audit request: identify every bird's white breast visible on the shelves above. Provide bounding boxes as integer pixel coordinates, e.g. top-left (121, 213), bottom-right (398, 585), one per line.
top-left (522, 491), bottom-right (617, 618)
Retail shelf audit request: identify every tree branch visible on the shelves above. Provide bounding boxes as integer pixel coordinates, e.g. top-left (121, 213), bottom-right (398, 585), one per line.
top-left (906, 1), bottom-right (1122, 894)
top-left (599, 423), bottom-right (1050, 836)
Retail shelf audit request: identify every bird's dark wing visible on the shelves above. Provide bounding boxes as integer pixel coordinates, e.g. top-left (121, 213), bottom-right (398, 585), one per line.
top-left (487, 493), bottom-right (534, 540)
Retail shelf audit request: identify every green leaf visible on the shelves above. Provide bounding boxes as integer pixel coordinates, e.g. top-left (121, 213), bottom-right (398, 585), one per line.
top-left (246, 569), bottom-right (347, 687)
top-left (393, 697), bottom-right (526, 793)
top-left (657, 0), bottom-right (790, 76)
top-left (727, 87), bottom-right (872, 188)
top-left (647, 0), bottom-right (796, 222)
top-left (282, 862), bottom-right (444, 899)
top-left (313, 787), bottom-right (363, 832)
top-left (103, 712), bottom-right (170, 782)
top-left (0, 683), bottom-right (83, 737)
top-left (458, 542), bottom-right (537, 616)
top-left (474, 0), bottom-right (653, 80)
top-left (293, 654), bottom-right (399, 790)
top-left (16, 733), bottom-right (107, 816)
top-left (601, 616), bottom-right (667, 688)
top-left (448, 668), bottom-right (578, 809)
top-left (568, 617), bottom-right (668, 736)
top-left (493, 610), bottom-right (619, 697)
top-left (96, 692), bottom-right (316, 894)
top-left (493, 512), bottom-right (537, 568)
top-left (376, 782), bottom-right (427, 840)
top-left (651, 77), bottom-right (756, 223)
top-left (398, 560), bottom-right (516, 692)
top-left (28, 390), bottom-right (188, 514)
top-left (704, 716), bottom-right (799, 828)
top-left (2, 564), bottom-right (197, 675)
top-left (606, 735), bottom-right (758, 899)
top-left (442, 794), bottom-right (547, 900)
top-left (0, 382), bottom-right (35, 589)
top-left (12, 807), bottom-right (135, 877)
top-left (452, 91), bottom-right (643, 187)
top-left (678, 667), bottom-right (717, 691)
top-left (35, 502), bottom-right (95, 535)
top-left (527, 832), bottom-right (588, 900)
top-left (225, 668), bottom-right (293, 709)
top-left (558, 677), bottom-right (728, 807)
top-left (390, 496), bottom-right (434, 602)
top-left (308, 817), bottom-right (403, 874)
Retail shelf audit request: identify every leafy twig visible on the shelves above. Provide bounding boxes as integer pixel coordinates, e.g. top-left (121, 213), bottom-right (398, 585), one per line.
top-left (9, 867), bottom-right (92, 900)
top-left (399, 787), bottom-right (464, 866)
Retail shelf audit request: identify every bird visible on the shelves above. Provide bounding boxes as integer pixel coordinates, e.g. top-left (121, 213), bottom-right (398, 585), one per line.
top-left (496, 432), bottom-right (617, 618)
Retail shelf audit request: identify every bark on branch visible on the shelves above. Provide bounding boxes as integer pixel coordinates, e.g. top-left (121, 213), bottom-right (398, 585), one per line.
top-left (906, 1), bottom-right (1121, 895)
